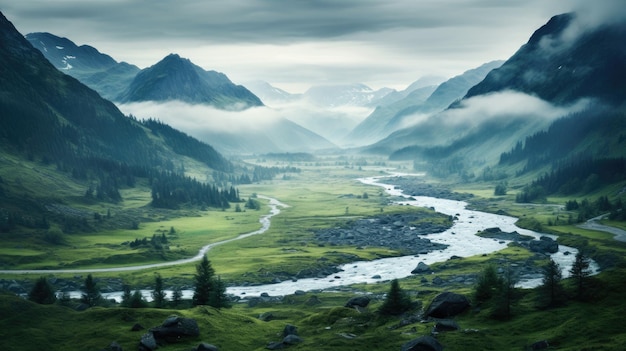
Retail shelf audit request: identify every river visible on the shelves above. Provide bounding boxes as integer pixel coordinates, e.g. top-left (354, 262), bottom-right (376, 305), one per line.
top-left (63, 173), bottom-right (598, 301)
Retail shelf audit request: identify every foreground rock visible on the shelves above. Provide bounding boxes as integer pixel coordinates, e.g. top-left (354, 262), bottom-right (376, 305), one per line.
top-left (139, 316), bottom-right (200, 350)
top-left (401, 335), bottom-right (444, 351)
top-left (426, 292), bottom-right (470, 318)
top-left (266, 324), bottom-right (302, 349)
top-left (345, 296), bottom-right (371, 309)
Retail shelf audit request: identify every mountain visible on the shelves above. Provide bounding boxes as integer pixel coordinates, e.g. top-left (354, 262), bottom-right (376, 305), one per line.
top-left (346, 61), bottom-right (502, 146)
top-left (303, 83), bottom-right (393, 107)
top-left (118, 53), bottom-right (263, 109)
top-left (373, 75), bottom-right (446, 107)
top-left (464, 13), bottom-right (626, 105)
top-left (364, 13), bottom-right (626, 182)
top-left (25, 32), bottom-right (140, 100)
top-left (0, 11), bottom-right (237, 224)
top-left (244, 80), bottom-right (301, 104)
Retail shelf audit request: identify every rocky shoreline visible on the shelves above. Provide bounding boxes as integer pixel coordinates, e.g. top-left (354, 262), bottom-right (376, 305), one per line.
top-left (315, 212), bottom-right (450, 255)
top-left (381, 176), bottom-right (473, 201)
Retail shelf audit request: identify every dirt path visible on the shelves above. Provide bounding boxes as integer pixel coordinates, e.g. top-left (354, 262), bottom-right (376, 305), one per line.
top-left (0, 195), bottom-right (288, 274)
top-left (578, 214), bottom-right (626, 242)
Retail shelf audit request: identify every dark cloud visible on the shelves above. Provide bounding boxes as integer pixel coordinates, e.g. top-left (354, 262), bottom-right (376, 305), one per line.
top-left (2, 1), bottom-right (579, 90)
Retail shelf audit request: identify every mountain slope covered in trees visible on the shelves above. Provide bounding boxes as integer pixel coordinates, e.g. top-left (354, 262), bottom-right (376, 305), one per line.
top-left (364, 13), bottom-right (626, 187)
top-left (0, 11), bottom-right (241, 232)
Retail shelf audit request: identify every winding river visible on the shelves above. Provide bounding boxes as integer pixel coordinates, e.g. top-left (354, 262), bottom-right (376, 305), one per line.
top-left (3, 173), bottom-right (599, 300)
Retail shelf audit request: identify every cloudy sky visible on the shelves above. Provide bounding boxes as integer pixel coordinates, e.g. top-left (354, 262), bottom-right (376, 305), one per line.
top-left (1, 1), bottom-right (586, 93)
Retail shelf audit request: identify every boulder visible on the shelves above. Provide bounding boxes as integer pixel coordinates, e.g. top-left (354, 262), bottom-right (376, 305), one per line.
top-left (282, 334), bottom-right (303, 345)
top-left (411, 262), bottom-right (430, 274)
top-left (401, 336), bottom-right (444, 351)
top-left (283, 324), bottom-right (298, 337)
top-left (150, 316), bottom-right (200, 342)
top-left (258, 312), bottom-right (274, 322)
top-left (426, 292), bottom-right (470, 318)
top-left (434, 319), bottom-right (459, 332)
top-left (344, 296), bottom-right (370, 308)
top-left (131, 323), bottom-right (145, 331)
top-left (195, 343), bottom-right (219, 351)
top-left (528, 236), bottom-right (559, 254)
top-left (139, 333), bottom-right (158, 351)
top-left (305, 295), bottom-right (322, 306)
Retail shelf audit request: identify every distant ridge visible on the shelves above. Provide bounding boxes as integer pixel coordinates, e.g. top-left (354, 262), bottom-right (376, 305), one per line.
top-left (26, 32), bottom-right (140, 101)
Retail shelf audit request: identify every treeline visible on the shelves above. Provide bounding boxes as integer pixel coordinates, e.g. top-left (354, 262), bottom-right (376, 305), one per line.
top-left (150, 170), bottom-right (240, 209)
top-left (499, 106), bottom-right (619, 172)
top-left (212, 165), bottom-right (301, 186)
top-left (142, 118), bottom-right (233, 172)
top-left (565, 196), bottom-right (626, 222)
top-left (516, 156), bottom-right (626, 202)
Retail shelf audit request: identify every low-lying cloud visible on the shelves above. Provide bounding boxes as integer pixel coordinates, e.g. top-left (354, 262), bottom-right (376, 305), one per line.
top-left (117, 100), bottom-right (372, 146)
top-left (440, 90), bottom-right (590, 127)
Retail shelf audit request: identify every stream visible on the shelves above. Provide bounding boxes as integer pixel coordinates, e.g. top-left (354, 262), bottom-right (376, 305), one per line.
top-left (63, 173), bottom-right (597, 302)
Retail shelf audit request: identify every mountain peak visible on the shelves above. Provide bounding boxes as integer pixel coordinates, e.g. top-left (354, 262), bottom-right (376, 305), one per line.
top-left (464, 12), bottom-right (626, 104)
top-left (118, 53), bottom-right (263, 109)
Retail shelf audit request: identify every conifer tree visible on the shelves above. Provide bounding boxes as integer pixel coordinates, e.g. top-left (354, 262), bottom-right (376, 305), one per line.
top-left (172, 286), bottom-right (183, 307)
top-left (28, 277), bottom-right (57, 304)
top-left (570, 250), bottom-right (592, 300)
top-left (121, 284), bottom-right (132, 307)
top-left (80, 274), bottom-right (102, 307)
top-left (537, 259), bottom-right (565, 308)
top-left (491, 265), bottom-right (518, 320)
top-left (152, 273), bottom-right (167, 308)
top-left (193, 255), bottom-right (215, 306)
top-left (379, 279), bottom-right (412, 315)
top-left (474, 265), bottom-right (500, 303)
top-left (209, 276), bottom-right (230, 309)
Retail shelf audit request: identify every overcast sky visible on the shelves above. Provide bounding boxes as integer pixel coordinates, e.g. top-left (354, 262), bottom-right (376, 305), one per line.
top-left (1, 1), bottom-right (585, 92)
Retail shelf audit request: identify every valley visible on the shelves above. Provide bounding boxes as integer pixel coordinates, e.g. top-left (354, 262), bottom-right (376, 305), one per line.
top-left (2, 4), bottom-right (626, 351)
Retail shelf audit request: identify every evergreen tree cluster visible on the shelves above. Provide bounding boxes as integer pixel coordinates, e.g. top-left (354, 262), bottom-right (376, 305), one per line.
top-left (515, 156), bottom-right (626, 203)
top-left (565, 196), bottom-right (626, 222)
top-left (142, 118), bottom-right (232, 172)
top-left (498, 106), bottom-right (619, 171)
top-left (129, 233), bottom-right (169, 250)
top-left (192, 255), bottom-right (230, 308)
top-left (150, 170), bottom-right (240, 209)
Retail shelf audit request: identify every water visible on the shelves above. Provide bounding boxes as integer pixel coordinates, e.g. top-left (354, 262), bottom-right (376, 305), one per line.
top-left (69, 173), bottom-right (598, 302)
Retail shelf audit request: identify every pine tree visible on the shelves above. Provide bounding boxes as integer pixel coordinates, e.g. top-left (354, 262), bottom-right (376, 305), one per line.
top-left (474, 265), bottom-right (500, 303)
top-left (193, 255), bottom-right (215, 306)
top-left (152, 273), bottom-right (167, 308)
top-left (80, 274), bottom-right (102, 307)
top-left (121, 284), bottom-right (132, 307)
top-left (28, 277), bottom-right (57, 304)
top-left (129, 290), bottom-right (147, 308)
top-left (172, 286), bottom-right (183, 307)
top-left (209, 276), bottom-right (230, 309)
top-left (537, 259), bottom-right (565, 308)
top-left (570, 250), bottom-right (592, 300)
top-left (379, 279), bottom-right (412, 315)
top-left (491, 265), bottom-right (518, 320)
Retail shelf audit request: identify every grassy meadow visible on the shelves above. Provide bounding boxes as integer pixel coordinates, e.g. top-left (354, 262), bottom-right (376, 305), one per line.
top-left (2, 156), bottom-right (626, 350)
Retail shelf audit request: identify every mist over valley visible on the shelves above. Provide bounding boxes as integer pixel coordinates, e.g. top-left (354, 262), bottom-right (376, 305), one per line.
top-left (1, 2), bottom-right (626, 350)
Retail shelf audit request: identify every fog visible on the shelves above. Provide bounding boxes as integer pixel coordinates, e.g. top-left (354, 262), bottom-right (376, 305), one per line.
top-left (117, 100), bottom-right (372, 148)
top-left (541, 0), bottom-right (626, 54)
top-left (439, 90), bottom-right (590, 128)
